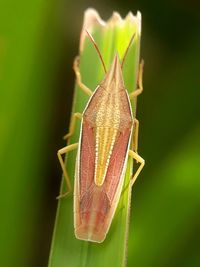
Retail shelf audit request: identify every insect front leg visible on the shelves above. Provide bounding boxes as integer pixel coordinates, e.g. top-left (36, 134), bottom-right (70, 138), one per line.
top-left (73, 56), bottom-right (93, 96)
top-left (57, 143), bottom-right (78, 199)
top-left (128, 150), bottom-right (145, 187)
top-left (63, 112), bottom-right (82, 140)
top-left (129, 60), bottom-right (144, 99)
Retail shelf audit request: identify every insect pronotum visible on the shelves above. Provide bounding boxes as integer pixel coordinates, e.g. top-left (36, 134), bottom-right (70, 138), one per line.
top-left (57, 30), bottom-right (145, 243)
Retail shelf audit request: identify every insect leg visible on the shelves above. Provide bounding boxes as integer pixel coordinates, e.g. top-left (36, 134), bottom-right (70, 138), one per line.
top-left (129, 60), bottom-right (144, 99)
top-left (121, 119), bottom-right (142, 196)
top-left (63, 112), bottom-right (82, 140)
top-left (133, 118), bottom-right (139, 153)
top-left (121, 148), bottom-right (145, 197)
top-left (57, 143), bottom-right (78, 199)
top-left (73, 56), bottom-right (93, 96)
top-left (128, 150), bottom-right (145, 187)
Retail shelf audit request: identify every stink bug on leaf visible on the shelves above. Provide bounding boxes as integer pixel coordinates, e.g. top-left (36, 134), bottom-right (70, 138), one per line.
top-left (57, 30), bottom-right (145, 243)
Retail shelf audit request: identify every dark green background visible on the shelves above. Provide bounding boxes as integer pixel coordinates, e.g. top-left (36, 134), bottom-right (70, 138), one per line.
top-left (0, 1), bottom-right (199, 266)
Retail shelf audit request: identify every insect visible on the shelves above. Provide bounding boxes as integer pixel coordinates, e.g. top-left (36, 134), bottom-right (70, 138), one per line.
top-left (57, 30), bottom-right (145, 243)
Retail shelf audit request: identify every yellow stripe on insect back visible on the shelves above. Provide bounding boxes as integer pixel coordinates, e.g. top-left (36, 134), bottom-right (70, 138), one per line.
top-left (94, 75), bottom-right (121, 186)
top-left (95, 127), bottom-right (118, 186)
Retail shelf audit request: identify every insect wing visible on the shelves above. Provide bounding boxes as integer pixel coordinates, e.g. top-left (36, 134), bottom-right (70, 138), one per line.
top-left (74, 54), bottom-right (133, 242)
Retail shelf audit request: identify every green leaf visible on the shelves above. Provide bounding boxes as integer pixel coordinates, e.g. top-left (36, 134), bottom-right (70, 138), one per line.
top-left (48, 9), bottom-right (142, 267)
top-left (0, 1), bottom-right (67, 266)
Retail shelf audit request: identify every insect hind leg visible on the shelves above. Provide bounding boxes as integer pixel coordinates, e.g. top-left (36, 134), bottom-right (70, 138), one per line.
top-left (57, 143), bottom-right (78, 199)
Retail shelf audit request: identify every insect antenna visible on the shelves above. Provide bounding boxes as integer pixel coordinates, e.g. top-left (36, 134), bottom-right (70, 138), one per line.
top-left (121, 33), bottom-right (135, 69)
top-left (85, 29), bottom-right (107, 73)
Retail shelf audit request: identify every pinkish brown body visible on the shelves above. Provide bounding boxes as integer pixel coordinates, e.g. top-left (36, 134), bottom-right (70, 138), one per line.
top-left (74, 53), bottom-right (134, 242)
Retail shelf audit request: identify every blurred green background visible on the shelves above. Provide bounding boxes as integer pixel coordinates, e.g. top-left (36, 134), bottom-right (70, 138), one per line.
top-left (0, 1), bottom-right (199, 267)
